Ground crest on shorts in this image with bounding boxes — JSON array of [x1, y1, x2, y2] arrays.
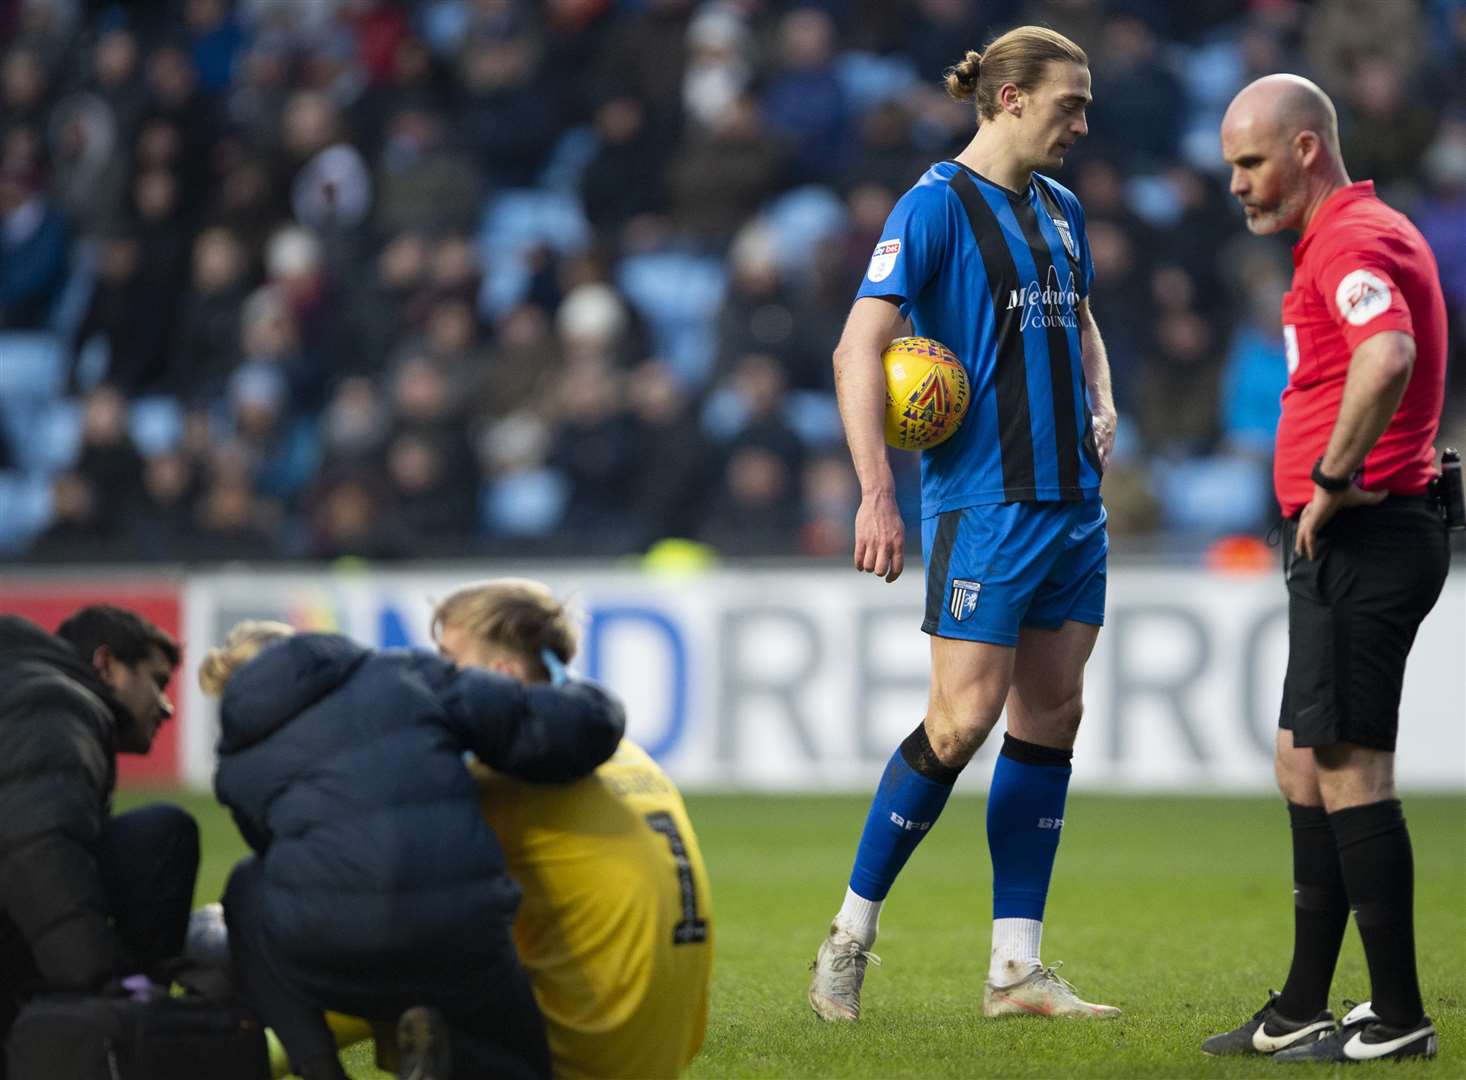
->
[[949, 578, 982, 621], [1052, 216, 1076, 260]]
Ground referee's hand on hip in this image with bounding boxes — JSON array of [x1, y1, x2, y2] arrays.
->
[[1295, 484, 1387, 560]]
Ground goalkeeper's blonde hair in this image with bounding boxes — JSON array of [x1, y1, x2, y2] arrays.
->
[[431, 578, 579, 681], [197, 620, 295, 696]]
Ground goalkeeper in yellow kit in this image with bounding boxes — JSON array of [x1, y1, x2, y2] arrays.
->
[[431, 578, 713, 1079], [249, 576, 709, 1079]]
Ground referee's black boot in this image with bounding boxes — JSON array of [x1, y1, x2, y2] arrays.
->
[[1201, 990, 1335, 1056], [1273, 1000, 1438, 1063]]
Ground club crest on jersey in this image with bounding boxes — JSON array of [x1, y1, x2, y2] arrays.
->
[[1052, 216, 1076, 259], [867, 239, 900, 283], [949, 578, 982, 621]]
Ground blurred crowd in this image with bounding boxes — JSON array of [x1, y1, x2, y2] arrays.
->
[[1, 0, 1463, 564]]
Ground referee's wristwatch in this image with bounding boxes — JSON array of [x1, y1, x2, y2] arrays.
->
[[1311, 457, 1355, 492]]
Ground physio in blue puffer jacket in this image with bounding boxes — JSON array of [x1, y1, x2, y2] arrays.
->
[[198, 620, 626, 1080]]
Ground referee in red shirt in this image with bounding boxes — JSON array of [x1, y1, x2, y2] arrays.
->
[[1203, 75, 1451, 1063]]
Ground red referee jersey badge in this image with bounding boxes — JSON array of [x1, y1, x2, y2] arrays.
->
[[1335, 268, 1392, 326], [949, 578, 982, 621]]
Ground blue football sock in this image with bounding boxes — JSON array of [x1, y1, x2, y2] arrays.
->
[[987, 734, 1073, 920], [848, 724, 960, 901]]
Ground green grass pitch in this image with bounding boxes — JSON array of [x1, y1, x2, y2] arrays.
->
[[117, 789, 1465, 1078]]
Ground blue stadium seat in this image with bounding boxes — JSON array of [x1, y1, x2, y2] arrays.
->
[[698, 386, 747, 442], [130, 396, 185, 456], [7, 398, 83, 474], [419, 1, 469, 57], [0, 332, 66, 400], [836, 52, 920, 114], [0, 472, 22, 552], [48, 238, 98, 341], [0, 470, 54, 554], [762, 186, 849, 279], [701, 388, 842, 450], [71, 332, 110, 393], [1152, 454, 1272, 535], [537, 126, 599, 192], [616, 253, 725, 386], [785, 391, 843, 448], [482, 469, 569, 537], [477, 189, 592, 317]]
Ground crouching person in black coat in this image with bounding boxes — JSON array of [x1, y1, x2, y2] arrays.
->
[[199, 622, 627, 1080], [0, 607, 196, 1062]]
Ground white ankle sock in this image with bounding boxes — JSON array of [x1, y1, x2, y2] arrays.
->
[[834, 887, 882, 947], [989, 917, 1042, 985]]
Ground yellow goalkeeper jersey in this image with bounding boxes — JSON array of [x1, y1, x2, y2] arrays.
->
[[477, 739, 713, 1079]]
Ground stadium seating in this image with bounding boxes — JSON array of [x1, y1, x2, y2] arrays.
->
[[129, 397, 186, 458], [616, 253, 726, 386], [0, 470, 52, 554]]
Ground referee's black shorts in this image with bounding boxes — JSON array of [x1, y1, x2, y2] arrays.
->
[[1280, 496, 1449, 751]]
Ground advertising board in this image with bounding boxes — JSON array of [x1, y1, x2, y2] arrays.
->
[[178, 566, 1466, 794]]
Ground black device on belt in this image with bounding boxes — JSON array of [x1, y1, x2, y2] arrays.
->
[[1432, 447, 1465, 530]]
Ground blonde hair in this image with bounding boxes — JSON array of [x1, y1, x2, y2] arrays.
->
[[944, 25, 1088, 121], [431, 578, 579, 679], [197, 620, 295, 696]]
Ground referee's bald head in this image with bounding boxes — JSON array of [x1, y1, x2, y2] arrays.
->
[[1221, 73, 1351, 235], [1223, 74, 1342, 160]]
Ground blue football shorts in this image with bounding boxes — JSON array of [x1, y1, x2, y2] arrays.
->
[[920, 496, 1108, 645]]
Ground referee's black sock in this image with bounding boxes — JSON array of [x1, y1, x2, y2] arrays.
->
[[1329, 799, 1425, 1029], [1275, 802, 1349, 1020]]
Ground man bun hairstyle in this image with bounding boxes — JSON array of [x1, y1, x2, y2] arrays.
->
[[197, 620, 295, 696], [57, 604, 181, 670], [432, 578, 579, 681], [944, 50, 983, 101], [944, 25, 1088, 121]]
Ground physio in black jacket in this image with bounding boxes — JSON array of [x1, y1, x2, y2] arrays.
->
[[199, 622, 627, 1080], [0, 608, 196, 1059]]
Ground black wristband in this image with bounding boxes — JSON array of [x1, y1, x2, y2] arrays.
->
[[1311, 457, 1353, 492]]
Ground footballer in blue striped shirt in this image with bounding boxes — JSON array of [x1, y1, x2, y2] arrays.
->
[[809, 25, 1121, 1025]]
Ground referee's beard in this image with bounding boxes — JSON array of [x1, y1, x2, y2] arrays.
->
[[1241, 186, 1306, 236]]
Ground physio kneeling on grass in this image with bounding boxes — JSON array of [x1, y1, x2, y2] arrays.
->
[[198, 621, 624, 1080]]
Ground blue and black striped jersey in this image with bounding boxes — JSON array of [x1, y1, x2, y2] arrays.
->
[[856, 160, 1103, 514]]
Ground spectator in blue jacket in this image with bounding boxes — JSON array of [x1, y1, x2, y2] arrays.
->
[[0, 161, 69, 330], [198, 621, 627, 1080]]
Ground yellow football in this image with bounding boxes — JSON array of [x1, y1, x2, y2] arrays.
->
[[881, 337, 970, 451]]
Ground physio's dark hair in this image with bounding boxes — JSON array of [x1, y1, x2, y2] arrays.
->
[[56, 605, 181, 669], [945, 25, 1088, 121]]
